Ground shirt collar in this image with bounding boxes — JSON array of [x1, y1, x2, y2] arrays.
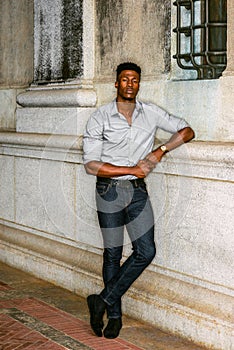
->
[[110, 99, 143, 117]]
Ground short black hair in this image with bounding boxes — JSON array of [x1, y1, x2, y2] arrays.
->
[[116, 62, 141, 81]]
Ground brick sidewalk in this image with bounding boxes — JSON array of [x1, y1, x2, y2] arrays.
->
[[0, 263, 206, 350]]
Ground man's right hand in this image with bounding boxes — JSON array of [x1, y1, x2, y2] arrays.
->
[[134, 159, 155, 178]]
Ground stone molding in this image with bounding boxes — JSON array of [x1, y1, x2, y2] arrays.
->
[[17, 88, 97, 108], [0, 132, 83, 150], [0, 133, 233, 182]]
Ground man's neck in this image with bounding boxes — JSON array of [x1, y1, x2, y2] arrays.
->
[[116, 100, 136, 124]]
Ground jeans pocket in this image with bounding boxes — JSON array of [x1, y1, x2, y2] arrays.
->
[[138, 183, 148, 194], [96, 183, 110, 196]]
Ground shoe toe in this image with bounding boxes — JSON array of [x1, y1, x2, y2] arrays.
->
[[104, 318, 122, 339], [87, 294, 106, 337], [92, 326, 103, 337]]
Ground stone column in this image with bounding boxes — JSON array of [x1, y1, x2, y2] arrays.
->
[[16, 0, 96, 136]]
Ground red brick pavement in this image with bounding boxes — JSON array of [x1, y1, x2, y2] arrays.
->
[[0, 313, 65, 350], [0, 297, 143, 350], [0, 263, 208, 350]]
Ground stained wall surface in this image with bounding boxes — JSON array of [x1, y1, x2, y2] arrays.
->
[[95, 0, 171, 81], [0, 0, 33, 87], [0, 1, 233, 349], [34, 0, 83, 83], [0, 0, 33, 131]]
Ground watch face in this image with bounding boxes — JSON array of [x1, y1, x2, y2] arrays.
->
[[161, 145, 167, 152]]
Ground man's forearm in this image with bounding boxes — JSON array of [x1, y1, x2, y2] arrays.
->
[[84, 160, 154, 178], [162, 126, 195, 152], [84, 161, 134, 177], [146, 127, 195, 164], [84, 128, 194, 178]]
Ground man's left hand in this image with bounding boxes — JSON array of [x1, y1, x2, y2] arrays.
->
[[144, 148, 164, 165]]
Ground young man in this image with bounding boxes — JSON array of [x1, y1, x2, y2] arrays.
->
[[83, 62, 194, 339]]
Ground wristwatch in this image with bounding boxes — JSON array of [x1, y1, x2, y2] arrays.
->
[[160, 145, 168, 153]]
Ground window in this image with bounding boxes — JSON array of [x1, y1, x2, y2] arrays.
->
[[173, 0, 227, 79]]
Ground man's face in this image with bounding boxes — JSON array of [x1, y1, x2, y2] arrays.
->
[[115, 70, 140, 102]]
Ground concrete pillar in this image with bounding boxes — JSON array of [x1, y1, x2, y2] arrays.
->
[[0, 0, 33, 131], [0, 0, 34, 88], [16, 0, 96, 135]]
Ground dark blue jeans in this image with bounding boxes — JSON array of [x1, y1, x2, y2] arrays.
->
[[96, 178, 156, 319]]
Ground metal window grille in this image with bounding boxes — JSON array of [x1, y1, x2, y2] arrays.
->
[[173, 0, 227, 79]]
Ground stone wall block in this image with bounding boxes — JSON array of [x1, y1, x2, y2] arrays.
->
[[155, 174, 234, 289], [0, 90, 17, 131], [16, 88, 97, 135], [0, 156, 15, 221], [15, 157, 76, 238], [16, 107, 95, 135], [75, 165, 102, 247]]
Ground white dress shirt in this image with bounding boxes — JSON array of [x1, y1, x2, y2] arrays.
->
[[83, 100, 189, 179]]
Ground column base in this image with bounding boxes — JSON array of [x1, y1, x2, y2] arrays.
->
[[16, 86, 97, 135]]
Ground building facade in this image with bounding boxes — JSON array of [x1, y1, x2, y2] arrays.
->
[[0, 1, 233, 349]]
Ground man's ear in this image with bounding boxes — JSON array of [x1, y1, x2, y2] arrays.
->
[[115, 81, 118, 89]]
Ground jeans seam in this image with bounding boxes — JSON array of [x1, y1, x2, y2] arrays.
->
[[103, 256, 136, 305]]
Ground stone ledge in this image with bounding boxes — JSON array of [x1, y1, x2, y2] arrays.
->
[[0, 132, 83, 150], [17, 88, 97, 107], [0, 134, 233, 181], [1, 133, 233, 162]]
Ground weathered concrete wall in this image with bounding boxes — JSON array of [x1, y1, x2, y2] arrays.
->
[[0, 90, 17, 131], [95, 0, 171, 81], [0, 0, 33, 130], [0, 0, 34, 87], [34, 0, 83, 83], [94, 1, 234, 142], [0, 1, 233, 349], [0, 134, 233, 350]]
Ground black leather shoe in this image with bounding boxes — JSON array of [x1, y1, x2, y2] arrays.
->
[[104, 317, 122, 339], [87, 294, 106, 337]]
